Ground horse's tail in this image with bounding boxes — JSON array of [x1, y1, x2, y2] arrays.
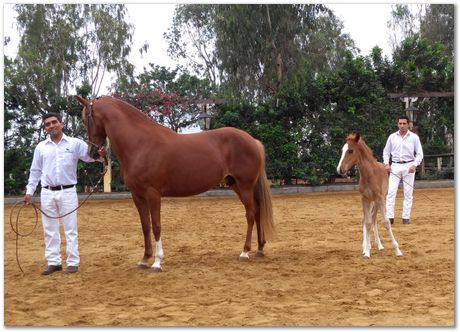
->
[[254, 140, 276, 242]]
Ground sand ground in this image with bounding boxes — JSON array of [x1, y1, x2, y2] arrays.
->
[[4, 188, 454, 326]]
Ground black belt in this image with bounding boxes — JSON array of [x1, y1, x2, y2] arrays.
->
[[43, 184, 75, 191], [393, 160, 414, 164]]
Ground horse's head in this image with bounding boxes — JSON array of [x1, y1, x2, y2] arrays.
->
[[76, 95, 107, 160], [336, 133, 361, 176]]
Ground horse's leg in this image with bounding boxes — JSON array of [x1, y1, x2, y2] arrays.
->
[[372, 203, 384, 251], [234, 185, 256, 261], [254, 206, 266, 257], [379, 201, 403, 257], [132, 194, 153, 268], [146, 189, 164, 272], [361, 198, 372, 258]]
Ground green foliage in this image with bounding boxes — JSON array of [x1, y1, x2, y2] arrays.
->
[[4, 4, 135, 194], [392, 34, 452, 93], [166, 4, 355, 100], [420, 4, 454, 59], [4, 3, 454, 193], [114, 64, 218, 132]]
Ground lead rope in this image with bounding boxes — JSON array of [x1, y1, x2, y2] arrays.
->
[[9, 164, 107, 274], [389, 171, 434, 203]]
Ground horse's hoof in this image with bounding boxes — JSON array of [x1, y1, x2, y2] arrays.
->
[[395, 249, 403, 257], [151, 267, 163, 273], [137, 262, 149, 269], [239, 251, 250, 262], [255, 250, 265, 257]]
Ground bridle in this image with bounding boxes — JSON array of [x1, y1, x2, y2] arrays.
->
[[86, 99, 104, 150], [86, 98, 109, 167]]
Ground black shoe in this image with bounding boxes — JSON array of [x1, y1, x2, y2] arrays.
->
[[42, 265, 62, 275], [389, 218, 394, 225], [66, 266, 78, 273], [403, 218, 410, 224]]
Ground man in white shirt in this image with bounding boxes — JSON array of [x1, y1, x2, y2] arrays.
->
[[383, 115, 424, 225], [23, 113, 105, 275]]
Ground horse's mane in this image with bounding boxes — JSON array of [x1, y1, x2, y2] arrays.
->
[[346, 133, 376, 162], [99, 96, 174, 133], [101, 96, 149, 118]]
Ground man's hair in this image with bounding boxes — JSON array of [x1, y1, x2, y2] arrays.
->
[[43, 112, 62, 123], [398, 114, 410, 122]]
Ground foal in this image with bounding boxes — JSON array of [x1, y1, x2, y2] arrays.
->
[[336, 133, 402, 258]]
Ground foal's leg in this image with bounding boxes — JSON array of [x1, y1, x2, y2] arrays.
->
[[371, 203, 384, 251], [132, 194, 153, 268], [361, 198, 373, 258], [379, 201, 403, 257], [146, 189, 164, 272], [234, 185, 257, 261]]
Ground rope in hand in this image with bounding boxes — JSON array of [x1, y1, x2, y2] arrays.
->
[[389, 171, 434, 203], [9, 165, 107, 275]]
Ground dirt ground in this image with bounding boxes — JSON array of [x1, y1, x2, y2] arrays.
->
[[4, 187, 454, 327]]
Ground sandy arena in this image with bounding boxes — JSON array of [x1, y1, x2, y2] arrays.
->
[[4, 187, 454, 326]]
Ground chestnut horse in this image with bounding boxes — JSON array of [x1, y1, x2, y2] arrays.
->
[[76, 96, 276, 271], [336, 133, 402, 258]]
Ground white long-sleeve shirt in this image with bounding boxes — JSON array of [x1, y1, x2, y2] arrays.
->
[[26, 134, 96, 195], [383, 130, 424, 167]]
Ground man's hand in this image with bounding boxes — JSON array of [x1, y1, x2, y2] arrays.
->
[[23, 194, 32, 205], [384, 164, 391, 173], [98, 146, 107, 161], [409, 165, 417, 173]]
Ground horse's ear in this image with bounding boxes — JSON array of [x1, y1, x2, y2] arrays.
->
[[354, 133, 361, 142], [75, 95, 88, 107]]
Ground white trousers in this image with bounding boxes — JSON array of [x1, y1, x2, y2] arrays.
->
[[40, 187, 79, 266], [386, 163, 416, 220]]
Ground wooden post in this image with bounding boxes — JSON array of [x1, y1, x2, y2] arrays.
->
[[103, 139, 112, 192], [437, 157, 442, 171]]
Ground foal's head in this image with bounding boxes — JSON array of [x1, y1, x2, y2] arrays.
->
[[336, 133, 362, 176], [76, 95, 107, 160]]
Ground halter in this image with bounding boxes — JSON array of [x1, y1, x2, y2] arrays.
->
[[86, 99, 105, 148], [86, 98, 108, 166]]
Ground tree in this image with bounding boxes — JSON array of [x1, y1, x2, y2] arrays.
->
[[4, 4, 135, 194], [391, 35, 454, 159], [165, 5, 220, 86], [113, 64, 219, 132], [420, 4, 454, 59], [388, 4, 454, 61], [391, 34, 453, 93], [166, 4, 356, 100], [387, 4, 423, 52], [387, 3, 454, 168]]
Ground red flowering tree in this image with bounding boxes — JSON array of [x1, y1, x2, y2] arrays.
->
[[112, 65, 218, 132]]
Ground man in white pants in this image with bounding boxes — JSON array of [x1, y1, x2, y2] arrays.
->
[[383, 115, 424, 225], [24, 113, 105, 275]]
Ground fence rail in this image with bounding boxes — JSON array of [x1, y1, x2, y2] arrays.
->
[[420, 153, 454, 177]]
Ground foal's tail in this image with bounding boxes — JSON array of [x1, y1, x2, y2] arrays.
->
[[254, 140, 277, 242]]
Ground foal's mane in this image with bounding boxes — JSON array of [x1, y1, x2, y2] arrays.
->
[[346, 133, 376, 162]]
